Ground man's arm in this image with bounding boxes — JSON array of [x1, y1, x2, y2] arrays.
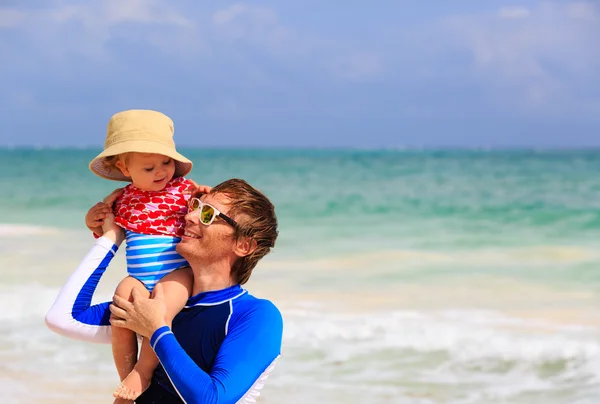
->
[[44, 236, 117, 344], [151, 300, 283, 404]]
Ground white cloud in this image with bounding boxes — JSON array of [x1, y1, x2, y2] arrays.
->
[[0, 0, 197, 67], [6, 0, 190, 28], [211, 3, 290, 52], [210, 3, 384, 82], [451, 2, 600, 75], [3, 1, 386, 84], [443, 1, 600, 109], [212, 3, 280, 29], [2, 0, 597, 119], [498, 6, 530, 20], [103, 0, 190, 26], [1, 2, 346, 82]]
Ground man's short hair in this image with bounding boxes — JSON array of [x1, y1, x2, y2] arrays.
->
[[209, 178, 278, 285]]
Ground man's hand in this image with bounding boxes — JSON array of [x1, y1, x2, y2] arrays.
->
[[109, 283, 168, 339]]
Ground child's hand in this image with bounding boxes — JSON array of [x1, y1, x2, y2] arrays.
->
[[85, 202, 111, 237], [185, 179, 212, 196], [194, 184, 212, 195], [86, 188, 124, 237]]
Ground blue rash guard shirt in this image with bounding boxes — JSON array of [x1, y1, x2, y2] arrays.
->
[[44, 237, 284, 404]]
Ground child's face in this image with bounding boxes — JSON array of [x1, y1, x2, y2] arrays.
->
[[116, 152, 176, 191]]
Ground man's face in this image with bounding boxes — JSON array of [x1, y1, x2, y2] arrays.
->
[[176, 192, 237, 264]]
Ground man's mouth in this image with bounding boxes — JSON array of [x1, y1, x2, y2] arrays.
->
[[184, 231, 201, 239]]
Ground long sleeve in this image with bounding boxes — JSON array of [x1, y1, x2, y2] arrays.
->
[[44, 236, 117, 344], [150, 300, 283, 404]]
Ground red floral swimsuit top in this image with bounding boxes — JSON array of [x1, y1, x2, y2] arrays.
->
[[114, 177, 194, 238]]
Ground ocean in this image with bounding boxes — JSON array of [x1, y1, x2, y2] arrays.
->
[[1, 147, 600, 403]]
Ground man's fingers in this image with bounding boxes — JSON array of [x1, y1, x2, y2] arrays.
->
[[112, 294, 132, 310], [152, 283, 165, 300], [109, 316, 127, 328], [131, 287, 142, 301], [109, 303, 127, 319]]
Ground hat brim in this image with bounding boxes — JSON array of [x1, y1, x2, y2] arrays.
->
[[89, 140, 193, 182]]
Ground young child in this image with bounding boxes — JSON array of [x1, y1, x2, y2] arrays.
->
[[85, 109, 200, 401]]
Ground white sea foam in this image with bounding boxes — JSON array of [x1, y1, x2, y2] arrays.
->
[[274, 305, 600, 403], [266, 245, 600, 272], [0, 223, 62, 237], [0, 282, 599, 403], [0, 283, 113, 322], [283, 308, 600, 364]]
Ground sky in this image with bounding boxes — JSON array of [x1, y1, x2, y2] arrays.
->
[[1, 0, 599, 148]]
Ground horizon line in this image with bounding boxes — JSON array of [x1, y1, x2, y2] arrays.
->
[[2, 144, 600, 152]]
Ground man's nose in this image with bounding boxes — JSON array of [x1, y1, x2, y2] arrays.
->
[[184, 209, 198, 223]]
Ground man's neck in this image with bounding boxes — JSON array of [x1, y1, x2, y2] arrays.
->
[[190, 262, 234, 295]]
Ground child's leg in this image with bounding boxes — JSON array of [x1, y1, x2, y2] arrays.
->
[[114, 268, 193, 400], [112, 276, 149, 382]]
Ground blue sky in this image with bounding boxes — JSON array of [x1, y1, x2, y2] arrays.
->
[[1, 1, 599, 148]]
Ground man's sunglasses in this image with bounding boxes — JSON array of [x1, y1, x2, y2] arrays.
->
[[188, 197, 238, 228]]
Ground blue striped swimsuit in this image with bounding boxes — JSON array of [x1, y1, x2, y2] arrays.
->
[[125, 230, 188, 292]]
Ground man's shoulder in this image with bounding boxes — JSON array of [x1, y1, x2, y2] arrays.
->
[[233, 292, 282, 324]]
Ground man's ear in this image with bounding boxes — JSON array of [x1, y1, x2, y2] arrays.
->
[[233, 237, 257, 258], [115, 160, 130, 177]]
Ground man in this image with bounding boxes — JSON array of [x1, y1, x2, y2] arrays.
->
[[45, 179, 283, 403]]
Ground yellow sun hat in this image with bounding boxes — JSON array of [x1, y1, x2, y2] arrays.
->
[[89, 109, 192, 181]]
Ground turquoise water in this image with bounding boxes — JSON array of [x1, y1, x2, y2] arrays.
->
[[3, 148, 600, 277], [2, 147, 600, 403]]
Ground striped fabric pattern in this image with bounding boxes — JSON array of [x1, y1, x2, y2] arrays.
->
[[125, 230, 188, 291]]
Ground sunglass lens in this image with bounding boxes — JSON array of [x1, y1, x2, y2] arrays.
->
[[189, 198, 201, 211], [200, 205, 215, 225]]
